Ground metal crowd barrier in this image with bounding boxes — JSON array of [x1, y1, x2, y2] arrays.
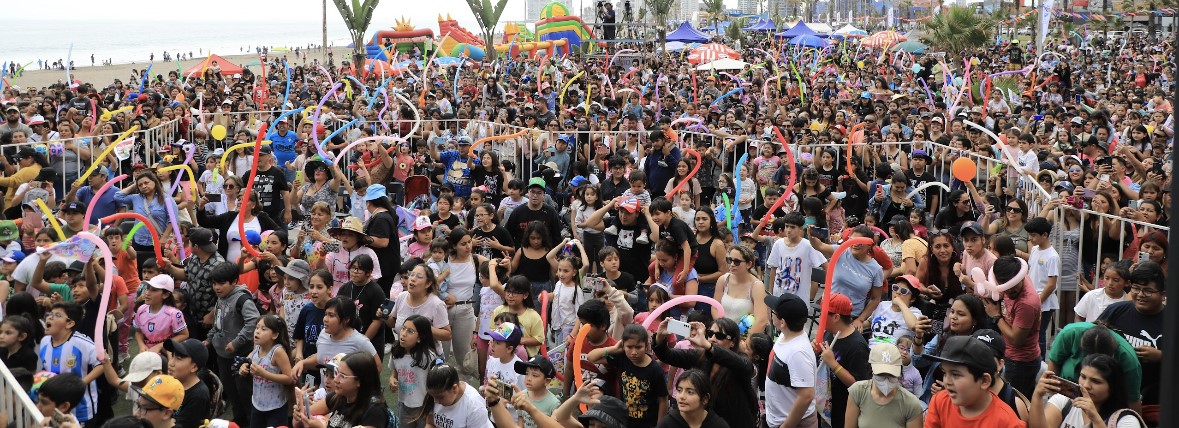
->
[[0, 360, 42, 427]]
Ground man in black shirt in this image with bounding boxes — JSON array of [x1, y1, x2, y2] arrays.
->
[[242, 145, 291, 224], [506, 177, 562, 246]]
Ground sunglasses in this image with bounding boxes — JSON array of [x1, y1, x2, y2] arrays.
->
[[891, 284, 912, 296], [725, 257, 747, 265], [704, 330, 732, 340], [1007, 206, 1023, 213]]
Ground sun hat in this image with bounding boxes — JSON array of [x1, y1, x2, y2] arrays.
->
[[329, 217, 370, 241]]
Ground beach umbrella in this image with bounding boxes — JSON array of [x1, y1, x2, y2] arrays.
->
[[861, 30, 907, 48], [695, 58, 750, 70], [892, 40, 928, 54], [789, 35, 830, 48], [687, 43, 740, 65]]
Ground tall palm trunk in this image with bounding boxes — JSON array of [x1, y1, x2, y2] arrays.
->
[[322, 0, 328, 54]]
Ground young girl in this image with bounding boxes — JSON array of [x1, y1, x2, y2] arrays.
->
[[274, 260, 311, 347], [426, 238, 452, 302], [511, 221, 555, 308], [671, 193, 696, 232], [737, 165, 756, 224], [0, 314, 37, 372], [573, 186, 605, 273], [587, 324, 668, 427], [1075, 262, 1131, 322], [475, 259, 511, 381], [321, 217, 381, 294], [406, 216, 434, 260], [665, 159, 702, 208], [867, 275, 927, 347], [240, 314, 295, 427], [493, 276, 544, 358], [545, 238, 590, 348], [134, 275, 188, 353], [752, 142, 780, 198], [390, 315, 441, 428], [198, 156, 225, 214], [294, 270, 333, 368]]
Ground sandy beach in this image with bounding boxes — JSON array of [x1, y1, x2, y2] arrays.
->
[[10, 47, 355, 89]]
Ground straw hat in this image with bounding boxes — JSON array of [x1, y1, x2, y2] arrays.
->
[[328, 217, 370, 243]]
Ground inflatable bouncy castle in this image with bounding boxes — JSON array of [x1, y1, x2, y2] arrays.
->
[[366, 17, 435, 61], [535, 2, 602, 53]]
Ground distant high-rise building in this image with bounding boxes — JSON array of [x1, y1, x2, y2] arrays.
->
[[738, 0, 759, 14], [678, 0, 699, 21]]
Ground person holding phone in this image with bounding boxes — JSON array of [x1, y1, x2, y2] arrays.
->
[[1031, 355, 1145, 428]]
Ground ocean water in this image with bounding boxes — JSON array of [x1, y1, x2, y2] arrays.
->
[[0, 19, 354, 67]]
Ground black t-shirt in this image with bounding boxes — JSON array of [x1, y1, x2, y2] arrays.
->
[[294, 304, 325, 358], [752, 204, 787, 224], [605, 354, 668, 428], [505, 204, 562, 247], [175, 379, 210, 428], [817, 165, 842, 189], [325, 392, 390, 428], [430, 212, 462, 231], [823, 331, 871, 428], [605, 270, 637, 293], [1098, 301, 1164, 404], [76, 298, 102, 342], [658, 217, 696, 255], [906, 169, 938, 205], [606, 217, 652, 283], [243, 167, 290, 220], [364, 211, 402, 287], [840, 173, 870, 220], [338, 281, 387, 351], [471, 225, 514, 260], [655, 412, 731, 428], [0, 346, 37, 373], [934, 207, 975, 236]]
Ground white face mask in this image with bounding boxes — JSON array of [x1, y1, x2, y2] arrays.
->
[[874, 374, 900, 396]]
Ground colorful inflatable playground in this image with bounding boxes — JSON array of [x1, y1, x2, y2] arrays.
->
[[364, 3, 601, 63]]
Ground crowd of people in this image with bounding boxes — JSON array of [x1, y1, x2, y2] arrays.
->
[[0, 21, 1170, 428]]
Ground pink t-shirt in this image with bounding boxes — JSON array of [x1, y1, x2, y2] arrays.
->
[[134, 305, 187, 348], [324, 247, 383, 295]]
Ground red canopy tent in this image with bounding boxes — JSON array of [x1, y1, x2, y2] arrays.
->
[[183, 54, 245, 78]]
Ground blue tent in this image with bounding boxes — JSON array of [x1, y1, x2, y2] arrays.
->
[[775, 22, 817, 39], [701, 21, 730, 33], [744, 19, 778, 32], [666, 21, 710, 43], [788, 34, 829, 48]]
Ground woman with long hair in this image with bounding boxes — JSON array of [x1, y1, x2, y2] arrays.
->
[[441, 227, 488, 379], [917, 231, 964, 340], [915, 294, 991, 400], [363, 187, 402, 293], [294, 351, 390, 428], [470, 150, 506, 202], [114, 171, 172, 269], [693, 208, 729, 313], [388, 260, 453, 344], [195, 191, 282, 263], [1080, 191, 1124, 281], [294, 159, 344, 219], [1121, 199, 1166, 261], [881, 217, 926, 278], [712, 245, 767, 334], [984, 198, 1030, 257], [1032, 354, 1145, 428], [291, 201, 340, 269], [654, 319, 757, 428], [292, 297, 380, 378]]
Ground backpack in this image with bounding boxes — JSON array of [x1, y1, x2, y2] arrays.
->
[[199, 369, 227, 419], [1060, 400, 1147, 428]]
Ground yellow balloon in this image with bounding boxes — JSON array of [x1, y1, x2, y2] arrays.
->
[[856, 61, 865, 69], [210, 125, 227, 140]]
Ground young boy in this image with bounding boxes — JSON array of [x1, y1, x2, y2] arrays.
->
[[37, 303, 101, 424], [513, 355, 561, 428], [563, 300, 617, 397], [207, 262, 258, 427], [426, 238, 451, 301], [29, 253, 72, 306], [924, 336, 1025, 427], [1025, 217, 1059, 357], [33, 372, 85, 427], [0, 250, 24, 285], [165, 338, 211, 428], [588, 324, 668, 427], [648, 198, 695, 284], [621, 170, 651, 208], [819, 293, 871, 428], [766, 213, 828, 303], [0, 220, 21, 259], [764, 292, 817, 428], [486, 322, 526, 413]]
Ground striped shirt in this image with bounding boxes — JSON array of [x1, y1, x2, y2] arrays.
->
[[38, 332, 99, 422]]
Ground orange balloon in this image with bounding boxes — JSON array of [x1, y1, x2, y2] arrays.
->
[[952, 157, 977, 181]]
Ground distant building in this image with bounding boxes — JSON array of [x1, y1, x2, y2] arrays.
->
[[738, 0, 759, 14]]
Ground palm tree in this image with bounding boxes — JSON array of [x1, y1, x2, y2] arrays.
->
[[322, 0, 329, 54], [702, 0, 726, 32], [331, 0, 380, 69], [464, 0, 511, 61], [921, 5, 995, 55], [726, 17, 748, 44], [646, 0, 678, 46]]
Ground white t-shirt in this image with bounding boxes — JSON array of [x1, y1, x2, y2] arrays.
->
[[484, 354, 525, 417], [432, 383, 493, 428], [1047, 394, 1143, 428], [225, 217, 261, 263], [199, 170, 225, 213], [765, 333, 816, 427], [766, 238, 827, 303], [392, 349, 439, 408], [868, 303, 923, 347], [13, 252, 73, 297], [1074, 289, 1128, 321], [476, 287, 505, 340], [1028, 245, 1061, 311]]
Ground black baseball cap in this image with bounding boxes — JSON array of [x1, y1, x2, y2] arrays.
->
[[959, 221, 985, 237], [971, 329, 1006, 361], [258, 145, 273, 155], [188, 228, 217, 253], [61, 201, 86, 214], [164, 338, 209, 370], [764, 292, 808, 326], [514, 355, 556, 379], [925, 336, 997, 374]]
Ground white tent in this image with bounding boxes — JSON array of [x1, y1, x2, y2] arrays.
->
[[695, 58, 750, 70], [834, 24, 868, 37], [809, 23, 834, 34]]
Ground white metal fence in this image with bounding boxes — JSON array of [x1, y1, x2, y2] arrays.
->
[[0, 360, 42, 427]]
